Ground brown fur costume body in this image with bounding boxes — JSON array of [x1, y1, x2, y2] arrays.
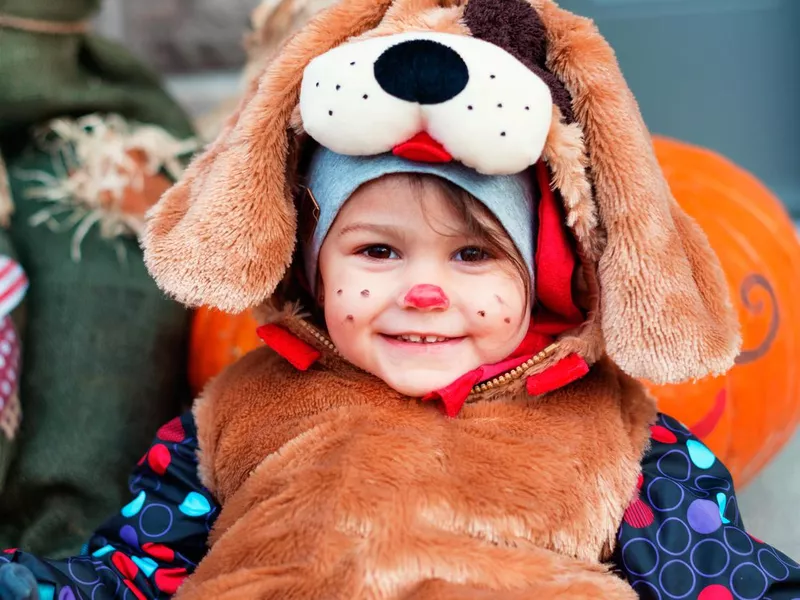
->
[[142, 0, 741, 597]]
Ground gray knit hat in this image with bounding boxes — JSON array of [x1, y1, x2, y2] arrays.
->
[[304, 147, 536, 292]]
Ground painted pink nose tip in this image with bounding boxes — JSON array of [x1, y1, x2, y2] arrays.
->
[[404, 284, 450, 310]]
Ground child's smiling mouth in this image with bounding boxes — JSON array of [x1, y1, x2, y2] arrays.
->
[[379, 333, 465, 347]]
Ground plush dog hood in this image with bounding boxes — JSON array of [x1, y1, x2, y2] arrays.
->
[[143, 0, 741, 391]]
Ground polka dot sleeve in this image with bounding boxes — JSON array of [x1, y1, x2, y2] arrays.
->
[[613, 413, 800, 600], [0, 411, 218, 599]]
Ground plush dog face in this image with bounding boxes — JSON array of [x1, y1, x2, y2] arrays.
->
[[143, 0, 740, 385], [300, 31, 553, 174]]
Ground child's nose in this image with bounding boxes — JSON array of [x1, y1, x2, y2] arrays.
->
[[402, 284, 450, 311]]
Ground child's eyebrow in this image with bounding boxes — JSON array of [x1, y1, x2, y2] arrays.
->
[[337, 222, 404, 238]]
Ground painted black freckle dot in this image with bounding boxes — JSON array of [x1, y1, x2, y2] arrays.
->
[[315, 82, 319, 87], [328, 110, 333, 116], [525, 106, 530, 111], [490, 74, 496, 79], [497, 103, 503, 108], [350, 61, 356, 66], [361, 290, 370, 298], [363, 94, 369, 100], [467, 105, 473, 110], [478, 311, 486, 317], [336, 84, 341, 91], [500, 132, 506, 137]]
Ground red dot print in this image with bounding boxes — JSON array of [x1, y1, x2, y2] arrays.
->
[[650, 425, 678, 444], [636, 473, 644, 491], [111, 552, 139, 580], [157, 418, 185, 443], [142, 542, 175, 563], [147, 444, 172, 476], [123, 580, 149, 600], [3, 548, 17, 554], [623, 498, 654, 528], [155, 567, 189, 594], [698, 584, 734, 600]]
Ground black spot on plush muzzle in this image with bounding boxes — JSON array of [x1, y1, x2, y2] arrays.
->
[[374, 39, 469, 105]]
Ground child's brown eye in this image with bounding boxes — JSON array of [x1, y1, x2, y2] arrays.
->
[[455, 247, 491, 262], [361, 245, 398, 260]]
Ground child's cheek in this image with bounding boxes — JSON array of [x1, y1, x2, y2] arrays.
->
[[466, 281, 529, 339], [322, 270, 381, 329]]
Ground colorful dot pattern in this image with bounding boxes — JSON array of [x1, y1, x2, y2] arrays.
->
[[1, 412, 217, 599], [3, 411, 800, 599], [615, 414, 800, 599]]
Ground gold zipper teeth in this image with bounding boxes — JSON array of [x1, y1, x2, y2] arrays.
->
[[471, 344, 558, 395], [296, 319, 340, 355]]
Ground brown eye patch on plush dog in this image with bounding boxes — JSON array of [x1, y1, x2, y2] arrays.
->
[[463, 0, 575, 123]]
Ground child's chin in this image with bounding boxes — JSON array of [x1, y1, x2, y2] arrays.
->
[[380, 369, 467, 398]]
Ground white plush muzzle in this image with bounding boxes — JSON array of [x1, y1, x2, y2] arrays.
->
[[299, 32, 553, 176]]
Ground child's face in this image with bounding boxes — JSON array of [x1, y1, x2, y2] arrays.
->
[[318, 175, 531, 397]]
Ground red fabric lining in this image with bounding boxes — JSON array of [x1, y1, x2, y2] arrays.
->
[[532, 161, 584, 335], [526, 353, 589, 397]]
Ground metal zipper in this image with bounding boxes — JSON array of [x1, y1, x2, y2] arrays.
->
[[294, 317, 341, 355], [470, 343, 558, 394]]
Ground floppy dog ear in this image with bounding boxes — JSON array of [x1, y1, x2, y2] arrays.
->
[[143, 0, 394, 313], [537, 3, 741, 384]]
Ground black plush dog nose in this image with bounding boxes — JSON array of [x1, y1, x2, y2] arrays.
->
[[374, 39, 469, 105]]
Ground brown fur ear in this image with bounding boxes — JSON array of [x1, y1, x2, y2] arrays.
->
[[538, 2, 741, 383], [143, 0, 394, 313]]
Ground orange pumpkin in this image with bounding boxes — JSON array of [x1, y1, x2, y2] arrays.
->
[[188, 307, 261, 396], [647, 136, 800, 487]]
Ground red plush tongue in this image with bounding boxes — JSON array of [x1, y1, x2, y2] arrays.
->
[[393, 132, 453, 163]]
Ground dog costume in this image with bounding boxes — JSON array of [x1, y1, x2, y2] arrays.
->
[[4, 1, 800, 599]]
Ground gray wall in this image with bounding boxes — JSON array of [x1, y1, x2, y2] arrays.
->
[[559, 0, 800, 216]]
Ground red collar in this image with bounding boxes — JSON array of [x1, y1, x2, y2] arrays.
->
[[256, 324, 588, 418]]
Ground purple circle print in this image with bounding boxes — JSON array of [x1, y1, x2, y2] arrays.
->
[[622, 538, 660, 577], [657, 518, 692, 556], [659, 560, 696, 599], [688, 499, 722, 534], [730, 563, 768, 600], [691, 539, 730, 578], [138, 503, 174, 539], [647, 477, 686, 513]]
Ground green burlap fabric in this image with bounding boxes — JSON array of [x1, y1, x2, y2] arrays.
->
[[0, 0, 195, 557], [0, 0, 193, 140]]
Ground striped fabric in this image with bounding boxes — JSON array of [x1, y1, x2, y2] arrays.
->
[[0, 256, 26, 440], [0, 256, 27, 319]]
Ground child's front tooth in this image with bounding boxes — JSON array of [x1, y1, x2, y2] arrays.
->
[[409, 335, 422, 343], [424, 336, 438, 343]]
